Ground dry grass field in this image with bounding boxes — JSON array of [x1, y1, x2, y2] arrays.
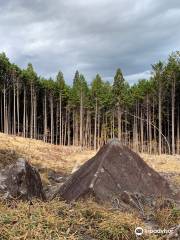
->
[[0, 133, 179, 240]]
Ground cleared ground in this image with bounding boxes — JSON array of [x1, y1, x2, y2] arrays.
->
[[0, 133, 180, 172], [0, 133, 179, 240]]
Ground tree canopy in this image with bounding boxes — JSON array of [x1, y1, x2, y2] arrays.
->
[[0, 51, 179, 154]]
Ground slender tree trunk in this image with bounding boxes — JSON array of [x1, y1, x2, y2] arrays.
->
[[158, 81, 162, 155], [72, 109, 75, 145], [171, 75, 175, 155], [75, 111, 79, 145], [152, 99, 156, 154], [94, 98, 97, 150], [33, 91, 37, 139], [30, 84, 33, 139], [26, 110, 28, 138], [8, 90, 10, 134], [59, 93, 62, 145], [85, 111, 88, 147], [105, 112, 108, 144], [62, 115, 64, 145], [166, 104, 170, 149], [133, 114, 136, 151], [50, 94, 54, 144], [64, 108, 67, 145], [17, 79, 20, 135], [117, 105, 122, 141], [43, 91, 47, 142], [177, 105, 180, 154], [3, 84, 5, 133], [125, 110, 128, 146], [56, 102, 59, 145], [80, 91, 83, 148], [0, 95, 3, 131], [146, 96, 149, 153], [13, 82, 16, 135], [140, 108, 144, 153], [67, 107, 70, 146], [149, 107, 152, 154], [112, 110, 115, 139], [97, 108, 100, 149], [23, 87, 26, 137], [88, 111, 92, 148], [110, 114, 113, 139]]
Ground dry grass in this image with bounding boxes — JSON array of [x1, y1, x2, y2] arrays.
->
[[154, 207, 180, 229], [0, 199, 152, 240], [0, 133, 179, 240], [141, 153, 180, 173], [1, 132, 179, 177], [0, 133, 81, 172]]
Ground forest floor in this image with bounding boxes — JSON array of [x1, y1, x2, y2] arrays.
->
[[0, 133, 179, 240]]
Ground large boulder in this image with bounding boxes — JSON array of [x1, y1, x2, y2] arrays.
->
[[54, 139, 174, 203], [0, 158, 45, 200]]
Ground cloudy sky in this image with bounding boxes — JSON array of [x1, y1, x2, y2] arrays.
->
[[0, 0, 180, 84]]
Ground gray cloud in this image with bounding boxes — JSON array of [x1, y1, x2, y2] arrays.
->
[[0, 0, 180, 84]]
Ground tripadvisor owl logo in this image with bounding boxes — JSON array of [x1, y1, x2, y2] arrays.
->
[[135, 227, 144, 236]]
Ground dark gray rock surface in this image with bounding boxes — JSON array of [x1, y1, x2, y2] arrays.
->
[[0, 158, 45, 200], [54, 139, 174, 202]]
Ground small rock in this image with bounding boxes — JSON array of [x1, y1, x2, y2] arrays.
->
[[48, 170, 65, 183], [0, 158, 45, 200]]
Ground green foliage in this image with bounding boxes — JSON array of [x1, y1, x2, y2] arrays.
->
[[112, 68, 127, 107], [0, 51, 180, 152], [26, 63, 38, 85], [70, 71, 89, 108], [0, 52, 11, 85], [91, 74, 108, 108], [56, 71, 65, 91]]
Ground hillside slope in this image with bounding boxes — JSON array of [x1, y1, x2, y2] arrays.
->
[[0, 132, 179, 190], [0, 133, 179, 240]]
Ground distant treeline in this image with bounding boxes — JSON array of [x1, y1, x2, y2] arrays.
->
[[0, 52, 180, 154]]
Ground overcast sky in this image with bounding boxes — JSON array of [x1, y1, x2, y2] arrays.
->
[[0, 0, 180, 84]]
